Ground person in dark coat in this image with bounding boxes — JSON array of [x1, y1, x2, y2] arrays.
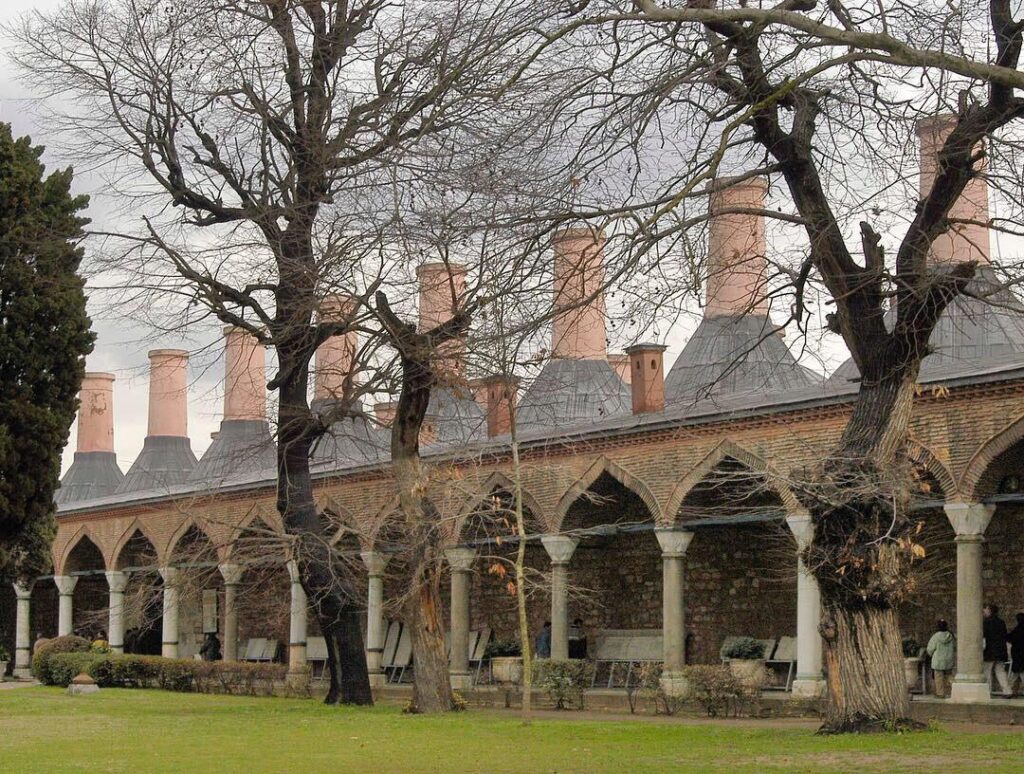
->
[[1007, 612, 1024, 696], [535, 621, 551, 659], [983, 604, 1012, 697], [199, 632, 222, 662]]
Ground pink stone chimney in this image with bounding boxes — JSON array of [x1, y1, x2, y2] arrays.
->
[[551, 227, 608, 360], [77, 372, 116, 453], [626, 344, 667, 414], [314, 295, 358, 404], [417, 262, 468, 377], [609, 353, 632, 386], [917, 115, 990, 266], [147, 350, 189, 437], [705, 178, 771, 318], [482, 375, 518, 438], [223, 326, 266, 421], [374, 401, 397, 428]]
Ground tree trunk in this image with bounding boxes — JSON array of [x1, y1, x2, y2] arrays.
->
[[277, 353, 372, 706], [807, 371, 923, 732], [820, 603, 909, 732], [403, 547, 456, 712]]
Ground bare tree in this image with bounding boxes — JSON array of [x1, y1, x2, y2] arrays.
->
[[526, 0, 1024, 731], [8, 0, 558, 707]]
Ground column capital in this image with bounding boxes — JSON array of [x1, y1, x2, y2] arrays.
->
[[54, 575, 79, 596], [360, 550, 390, 577], [654, 528, 694, 557], [218, 563, 244, 585], [105, 570, 130, 594], [541, 534, 578, 565], [944, 502, 995, 538], [444, 547, 476, 573], [159, 566, 179, 586], [785, 511, 815, 550], [13, 581, 34, 600]]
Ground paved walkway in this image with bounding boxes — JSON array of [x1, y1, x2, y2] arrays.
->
[[0, 680, 39, 690]]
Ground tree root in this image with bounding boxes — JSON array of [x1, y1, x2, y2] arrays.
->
[[817, 714, 928, 735]]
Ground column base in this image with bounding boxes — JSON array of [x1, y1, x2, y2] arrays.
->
[[791, 677, 825, 698], [950, 679, 990, 703], [449, 671, 473, 690], [161, 645, 178, 659], [660, 671, 690, 698], [368, 671, 386, 689], [13, 666, 32, 680]]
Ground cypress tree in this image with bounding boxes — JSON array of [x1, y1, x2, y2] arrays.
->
[[0, 124, 93, 582]]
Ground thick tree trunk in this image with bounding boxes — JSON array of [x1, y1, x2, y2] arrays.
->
[[820, 603, 909, 732], [402, 547, 456, 712], [807, 372, 922, 732], [277, 356, 372, 706]]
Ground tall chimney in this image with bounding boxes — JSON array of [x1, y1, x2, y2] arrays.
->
[[551, 227, 608, 360], [374, 401, 397, 427], [147, 350, 189, 437], [917, 115, 990, 266], [314, 295, 358, 404], [223, 326, 266, 421], [482, 375, 518, 438], [626, 344, 667, 414], [417, 262, 468, 377], [77, 372, 116, 453], [705, 178, 771, 319]]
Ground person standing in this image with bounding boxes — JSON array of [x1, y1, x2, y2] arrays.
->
[[199, 631, 222, 662], [925, 619, 955, 698], [983, 604, 1012, 698], [1007, 613, 1024, 697], [535, 621, 552, 659]]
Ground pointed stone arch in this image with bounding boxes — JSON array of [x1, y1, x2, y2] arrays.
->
[[368, 494, 403, 552], [454, 471, 549, 545], [905, 438, 957, 501], [163, 518, 221, 566], [111, 520, 161, 571], [223, 505, 287, 562], [664, 440, 801, 524], [553, 456, 661, 531], [56, 525, 107, 575], [319, 494, 370, 551], [959, 412, 1024, 501]]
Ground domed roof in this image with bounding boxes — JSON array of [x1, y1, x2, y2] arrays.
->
[[56, 451, 124, 505], [517, 358, 631, 431], [117, 436, 197, 494], [188, 419, 276, 486], [665, 314, 818, 402], [830, 267, 1024, 385]]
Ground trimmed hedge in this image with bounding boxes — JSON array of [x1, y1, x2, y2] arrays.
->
[[32, 635, 91, 683], [45, 653, 293, 696], [534, 659, 595, 710]]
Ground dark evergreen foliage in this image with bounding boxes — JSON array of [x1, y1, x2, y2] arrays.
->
[[0, 124, 93, 582]]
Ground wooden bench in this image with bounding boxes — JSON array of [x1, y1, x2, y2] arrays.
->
[[590, 629, 663, 689]]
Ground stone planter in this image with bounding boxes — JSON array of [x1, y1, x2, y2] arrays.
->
[[728, 658, 767, 690], [904, 657, 922, 691], [491, 656, 523, 684]]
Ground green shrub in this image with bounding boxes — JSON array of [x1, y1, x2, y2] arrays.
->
[[46, 652, 105, 686], [92, 655, 163, 688], [484, 639, 521, 658], [683, 665, 745, 717], [719, 637, 766, 660], [32, 635, 91, 684], [902, 636, 922, 658], [534, 659, 594, 710]]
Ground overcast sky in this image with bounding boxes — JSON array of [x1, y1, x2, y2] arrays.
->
[[0, 1, 853, 480]]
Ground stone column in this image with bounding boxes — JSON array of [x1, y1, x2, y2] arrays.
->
[[360, 551, 390, 688], [445, 547, 476, 688], [655, 528, 694, 695], [287, 561, 308, 675], [159, 567, 179, 658], [541, 535, 578, 661], [13, 582, 33, 678], [945, 502, 995, 703], [54, 575, 78, 637], [219, 564, 243, 661], [105, 571, 130, 654], [786, 512, 825, 697]]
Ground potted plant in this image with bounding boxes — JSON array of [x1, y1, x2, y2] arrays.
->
[[902, 636, 923, 691], [720, 637, 767, 689], [0, 643, 10, 681], [485, 639, 523, 684]]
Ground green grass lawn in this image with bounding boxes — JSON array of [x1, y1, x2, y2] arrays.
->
[[1, 687, 1023, 773]]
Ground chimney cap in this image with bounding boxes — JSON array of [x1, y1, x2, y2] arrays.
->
[[626, 343, 668, 355], [551, 224, 604, 244], [416, 261, 467, 278], [82, 372, 116, 382], [480, 373, 520, 387], [915, 113, 958, 136], [148, 348, 189, 358]]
